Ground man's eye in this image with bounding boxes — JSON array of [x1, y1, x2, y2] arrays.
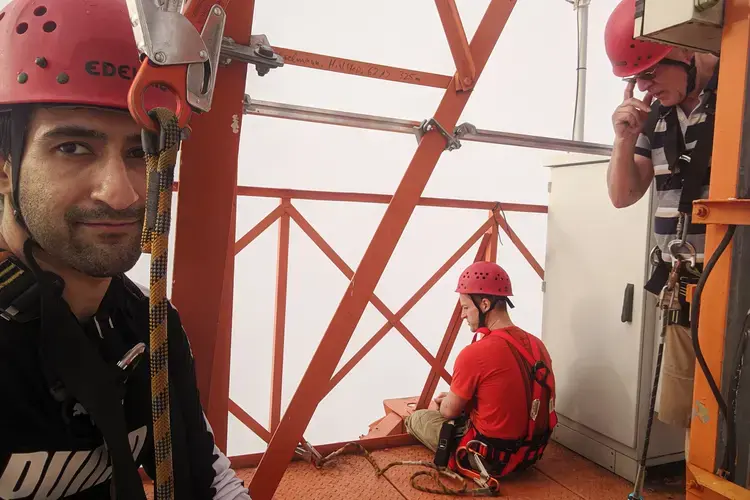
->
[[57, 142, 90, 155], [128, 148, 145, 160]]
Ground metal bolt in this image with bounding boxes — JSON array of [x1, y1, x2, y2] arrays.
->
[[199, 50, 208, 60], [154, 52, 166, 63], [213, 6, 222, 15], [695, 205, 709, 218], [57, 72, 69, 84], [17, 72, 28, 84], [35, 56, 47, 68], [463, 76, 473, 86], [256, 65, 270, 77], [257, 45, 274, 59]]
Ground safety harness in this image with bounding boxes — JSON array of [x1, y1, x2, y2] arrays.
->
[[643, 62, 720, 316], [0, 245, 203, 499], [442, 327, 557, 492], [0, 247, 150, 499]]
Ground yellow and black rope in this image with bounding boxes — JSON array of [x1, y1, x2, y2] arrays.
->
[[315, 442, 501, 497], [140, 108, 181, 500]]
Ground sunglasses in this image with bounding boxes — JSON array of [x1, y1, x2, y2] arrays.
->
[[622, 59, 691, 83]]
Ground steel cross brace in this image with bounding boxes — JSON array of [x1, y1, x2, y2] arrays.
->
[[248, 1, 518, 498]]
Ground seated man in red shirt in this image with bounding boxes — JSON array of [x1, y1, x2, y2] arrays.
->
[[405, 261, 557, 481]]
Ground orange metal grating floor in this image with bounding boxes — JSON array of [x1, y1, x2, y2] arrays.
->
[[167, 441, 685, 499]]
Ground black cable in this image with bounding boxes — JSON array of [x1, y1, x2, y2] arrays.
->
[[726, 309, 750, 479], [690, 224, 737, 477]]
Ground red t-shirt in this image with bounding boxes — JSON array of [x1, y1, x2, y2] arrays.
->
[[449, 326, 554, 439]]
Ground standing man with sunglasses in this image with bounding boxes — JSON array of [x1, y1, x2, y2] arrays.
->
[[603, 0, 719, 453]]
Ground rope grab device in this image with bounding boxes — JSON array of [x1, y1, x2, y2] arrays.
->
[[125, 0, 280, 497]]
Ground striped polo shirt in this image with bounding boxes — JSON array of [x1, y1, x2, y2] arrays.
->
[[634, 91, 712, 263]]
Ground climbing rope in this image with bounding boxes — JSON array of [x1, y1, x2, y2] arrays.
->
[[312, 442, 501, 497], [140, 108, 181, 500]]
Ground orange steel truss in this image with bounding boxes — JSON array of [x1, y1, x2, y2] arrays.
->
[[210, 184, 544, 457], [248, 3, 519, 498], [685, 0, 750, 498], [156, 1, 744, 500], [165, 0, 605, 498]]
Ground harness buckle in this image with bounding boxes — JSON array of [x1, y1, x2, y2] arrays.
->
[[532, 360, 549, 383]]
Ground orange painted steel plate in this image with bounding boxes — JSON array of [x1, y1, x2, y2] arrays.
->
[[686, 464, 750, 500], [209, 442, 684, 500], [377, 445, 581, 499], [236, 456, 405, 500], [692, 199, 750, 225], [535, 443, 682, 500]]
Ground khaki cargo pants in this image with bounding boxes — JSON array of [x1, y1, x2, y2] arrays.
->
[[658, 324, 695, 429], [404, 410, 469, 453]]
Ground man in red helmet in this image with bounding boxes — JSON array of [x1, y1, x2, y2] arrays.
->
[[604, 0, 719, 445], [0, 0, 250, 498], [404, 261, 556, 482]]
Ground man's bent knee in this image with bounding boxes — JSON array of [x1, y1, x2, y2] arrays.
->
[[405, 409, 447, 453]]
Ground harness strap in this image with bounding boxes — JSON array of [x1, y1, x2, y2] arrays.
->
[[20, 240, 148, 500], [451, 328, 556, 483], [661, 62, 720, 215], [0, 250, 41, 323]]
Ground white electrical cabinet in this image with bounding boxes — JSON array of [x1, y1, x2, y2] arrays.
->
[[634, 0, 724, 54], [540, 153, 686, 482]]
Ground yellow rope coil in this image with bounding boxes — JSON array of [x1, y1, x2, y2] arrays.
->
[[140, 108, 181, 500], [317, 442, 501, 497]]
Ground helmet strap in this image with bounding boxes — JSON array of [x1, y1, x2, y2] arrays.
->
[[686, 56, 697, 96], [9, 105, 31, 230], [471, 295, 503, 329]]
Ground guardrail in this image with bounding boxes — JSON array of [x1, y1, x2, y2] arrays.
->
[[215, 184, 547, 465]]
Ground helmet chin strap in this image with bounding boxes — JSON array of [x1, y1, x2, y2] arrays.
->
[[8, 105, 31, 230], [471, 295, 503, 329], [686, 56, 697, 96]]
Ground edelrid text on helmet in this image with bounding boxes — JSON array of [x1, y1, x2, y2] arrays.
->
[[0, 0, 173, 111]]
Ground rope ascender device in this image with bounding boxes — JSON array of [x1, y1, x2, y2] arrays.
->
[[125, 0, 230, 496]]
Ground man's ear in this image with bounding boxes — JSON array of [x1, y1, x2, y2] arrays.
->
[[0, 159, 11, 197], [480, 298, 491, 313]]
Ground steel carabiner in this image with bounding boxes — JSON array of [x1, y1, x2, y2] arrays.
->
[[649, 245, 663, 268], [667, 239, 697, 268]]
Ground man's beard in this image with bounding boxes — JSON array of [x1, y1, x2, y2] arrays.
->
[[21, 201, 145, 278]]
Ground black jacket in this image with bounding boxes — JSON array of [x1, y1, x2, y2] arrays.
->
[[0, 272, 250, 500]]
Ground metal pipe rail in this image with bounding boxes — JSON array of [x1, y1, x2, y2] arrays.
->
[[169, 1, 608, 498], [243, 96, 614, 156]]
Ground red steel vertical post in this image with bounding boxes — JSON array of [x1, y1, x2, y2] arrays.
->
[[169, 0, 256, 451], [249, 2, 518, 497], [416, 233, 491, 409], [486, 210, 498, 262], [270, 200, 291, 431]]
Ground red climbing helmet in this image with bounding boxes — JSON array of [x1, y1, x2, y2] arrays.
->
[[0, 0, 173, 111], [456, 261, 513, 297], [604, 0, 672, 78]]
